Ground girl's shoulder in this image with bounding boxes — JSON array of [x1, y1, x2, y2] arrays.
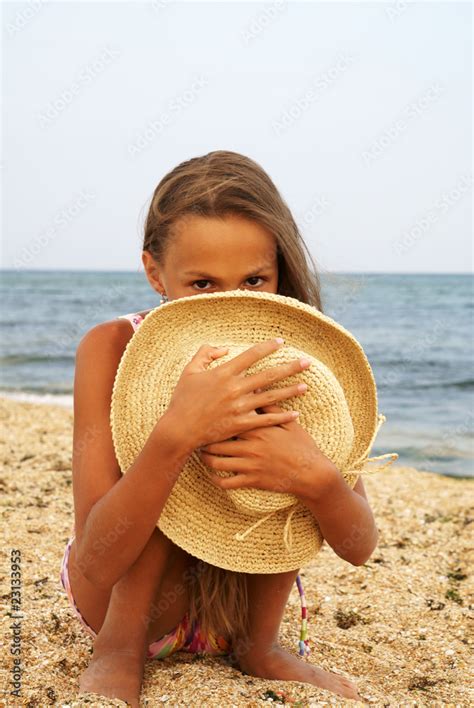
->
[[77, 309, 150, 361]]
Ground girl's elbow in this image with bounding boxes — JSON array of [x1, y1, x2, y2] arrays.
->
[[81, 564, 111, 590], [350, 552, 372, 567], [349, 529, 379, 567], [75, 544, 113, 590]]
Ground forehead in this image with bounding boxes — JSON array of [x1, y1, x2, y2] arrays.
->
[[166, 214, 278, 271]]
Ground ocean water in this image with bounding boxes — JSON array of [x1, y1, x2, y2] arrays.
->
[[0, 271, 472, 479]]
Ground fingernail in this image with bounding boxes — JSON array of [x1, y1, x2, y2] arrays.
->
[[291, 411, 300, 418], [275, 337, 284, 344], [299, 358, 310, 368], [297, 383, 308, 392]]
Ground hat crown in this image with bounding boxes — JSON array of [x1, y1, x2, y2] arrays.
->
[[205, 342, 355, 517]]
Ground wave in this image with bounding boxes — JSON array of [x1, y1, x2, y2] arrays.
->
[[410, 379, 474, 391], [0, 390, 73, 408], [374, 359, 441, 367], [0, 382, 73, 394], [0, 354, 74, 365]]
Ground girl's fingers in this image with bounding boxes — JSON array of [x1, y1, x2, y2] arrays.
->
[[199, 440, 242, 456], [187, 344, 229, 372], [259, 403, 300, 423], [201, 451, 248, 472], [210, 472, 250, 490], [257, 404, 299, 420]]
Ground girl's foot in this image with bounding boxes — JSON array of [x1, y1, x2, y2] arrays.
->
[[236, 643, 361, 701], [78, 644, 146, 708]]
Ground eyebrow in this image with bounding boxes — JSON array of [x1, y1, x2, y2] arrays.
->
[[183, 268, 272, 279]]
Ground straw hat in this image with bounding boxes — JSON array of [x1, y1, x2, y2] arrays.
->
[[110, 290, 398, 574]]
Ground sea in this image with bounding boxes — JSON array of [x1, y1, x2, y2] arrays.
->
[[0, 271, 472, 479]]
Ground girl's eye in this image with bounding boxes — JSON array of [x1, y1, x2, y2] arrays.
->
[[192, 280, 212, 290], [246, 276, 265, 287], [192, 277, 266, 290]]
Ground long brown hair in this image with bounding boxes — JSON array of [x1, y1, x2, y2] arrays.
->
[[142, 150, 324, 643]]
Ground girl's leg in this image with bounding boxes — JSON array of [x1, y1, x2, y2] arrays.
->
[[232, 569, 362, 702], [68, 526, 194, 641], [76, 526, 195, 708]]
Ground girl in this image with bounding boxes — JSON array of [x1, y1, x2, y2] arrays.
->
[[61, 150, 376, 705]]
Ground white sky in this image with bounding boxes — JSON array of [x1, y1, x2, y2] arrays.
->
[[2, 1, 472, 273]]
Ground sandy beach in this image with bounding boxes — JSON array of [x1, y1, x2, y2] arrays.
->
[[1, 395, 472, 707]]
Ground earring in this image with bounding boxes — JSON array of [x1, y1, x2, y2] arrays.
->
[[161, 292, 169, 303]]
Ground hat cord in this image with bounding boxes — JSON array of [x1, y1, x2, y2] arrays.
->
[[233, 504, 298, 552], [348, 413, 399, 475], [356, 451, 399, 473]]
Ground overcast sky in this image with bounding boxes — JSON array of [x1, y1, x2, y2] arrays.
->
[[2, 1, 472, 274]]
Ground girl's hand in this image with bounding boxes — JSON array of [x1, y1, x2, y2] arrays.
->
[[164, 339, 311, 450], [196, 403, 339, 501]]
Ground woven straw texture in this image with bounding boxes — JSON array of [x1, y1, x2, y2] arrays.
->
[[110, 290, 396, 573]]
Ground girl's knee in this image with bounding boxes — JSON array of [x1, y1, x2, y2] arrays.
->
[[150, 526, 197, 577]]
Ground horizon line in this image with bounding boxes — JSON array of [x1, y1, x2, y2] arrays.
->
[[0, 269, 472, 276]]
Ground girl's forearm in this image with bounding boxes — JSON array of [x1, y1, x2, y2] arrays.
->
[[76, 412, 193, 589], [297, 469, 379, 566]]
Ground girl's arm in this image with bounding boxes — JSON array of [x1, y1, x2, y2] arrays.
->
[[298, 468, 379, 566], [72, 321, 193, 590]]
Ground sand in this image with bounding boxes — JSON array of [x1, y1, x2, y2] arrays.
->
[[0, 395, 472, 707]]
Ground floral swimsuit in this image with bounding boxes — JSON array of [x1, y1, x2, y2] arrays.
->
[[58, 310, 309, 660]]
